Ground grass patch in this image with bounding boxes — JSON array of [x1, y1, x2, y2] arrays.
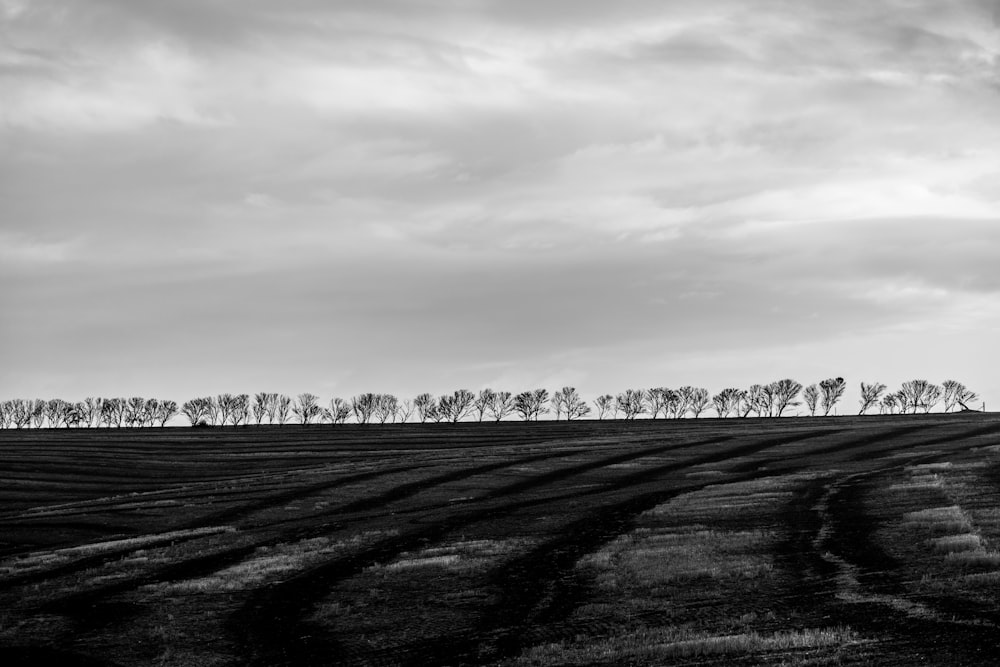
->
[[0, 526, 235, 579], [375, 538, 529, 572], [157, 530, 395, 592], [929, 534, 984, 553], [515, 626, 858, 664], [903, 506, 973, 535], [943, 550, 1000, 568]]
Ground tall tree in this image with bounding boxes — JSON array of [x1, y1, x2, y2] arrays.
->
[[769, 379, 803, 417], [181, 398, 210, 426], [156, 400, 178, 426], [858, 382, 887, 415], [414, 393, 437, 423], [819, 377, 847, 416], [899, 380, 940, 414], [294, 393, 321, 424], [474, 389, 496, 422], [922, 384, 944, 413], [712, 388, 742, 418], [487, 391, 515, 422], [594, 394, 615, 420], [329, 397, 352, 424], [744, 385, 769, 417], [252, 393, 274, 425], [437, 389, 475, 423], [374, 394, 399, 424], [78, 397, 101, 427], [351, 393, 378, 424], [644, 388, 671, 419], [275, 395, 293, 425], [802, 385, 819, 416], [616, 389, 645, 420], [553, 386, 590, 420], [514, 389, 549, 421], [397, 399, 415, 423], [684, 387, 710, 418], [942, 380, 978, 412]]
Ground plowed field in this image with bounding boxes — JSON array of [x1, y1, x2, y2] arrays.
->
[[2, 414, 999, 665]]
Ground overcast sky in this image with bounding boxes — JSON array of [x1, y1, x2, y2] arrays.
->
[[2, 0, 998, 412]]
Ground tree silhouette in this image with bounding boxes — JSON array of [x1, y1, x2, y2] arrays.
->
[[819, 378, 846, 416], [594, 394, 615, 420], [858, 382, 887, 415]]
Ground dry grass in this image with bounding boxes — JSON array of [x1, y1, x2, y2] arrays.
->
[[376, 538, 529, 572], [156, 530, 395, 593], [514, 626, 858, 664], [929, 534, 984, 553], [903, 506, 974, 535], [0, 526, 235, 579], [943, 550, 1000, 568]]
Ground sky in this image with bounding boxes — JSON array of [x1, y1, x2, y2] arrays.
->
[[2, 0, 999, 413]]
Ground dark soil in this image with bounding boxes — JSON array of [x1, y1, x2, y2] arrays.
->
[[1, 414, 998, 666]]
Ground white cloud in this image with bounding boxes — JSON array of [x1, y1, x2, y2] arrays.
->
[[3, 0, 1000, 405]]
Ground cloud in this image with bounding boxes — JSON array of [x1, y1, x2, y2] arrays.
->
[[2, 0, 999, 404]]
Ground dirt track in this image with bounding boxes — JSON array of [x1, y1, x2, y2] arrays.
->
[[1, 414, 999, 665]]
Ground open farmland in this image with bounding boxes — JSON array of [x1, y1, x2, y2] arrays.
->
[[2, 414, 1000, 666]]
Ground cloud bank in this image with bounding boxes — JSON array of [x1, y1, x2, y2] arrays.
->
[[2, 0, 999, 407]]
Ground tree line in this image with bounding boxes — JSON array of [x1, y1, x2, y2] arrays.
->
[[0, 379, 980, 429]]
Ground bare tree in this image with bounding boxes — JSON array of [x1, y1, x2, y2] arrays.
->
[[670, 388, 693, 419], [685, 387, 710, 418], [769, 379, 802, 417], [329, 397, 352, 424], [819, 377, 847, 416], [397, 399, 415, 423], [899, 380, 939, 414], [487, 391, 515, 422], [438, 389, 475, 423], [45, 399, 70, 428], [553, 386, 590, 420], [252, 393, 276, 425], [594, 394, 615, 420], [276, 395, 294, 424], [644, 388, 671, 419], [414, 393, 436, 423], [123, 397, 146, 427], [616, 389, 646, 420], [204, 396, 221, 426], [374, 394, 399, 424], [351, 393, 378, 424], [79, 397, 102, 427], [155, 400, 178, 426], [880, 393, 898, 415], [233, 394, 250, 425], [294, 393, 322, 424], [139, 398, 159, 427], [474, 389, 496, 422], [515, 389, 549, 421], [10, 399, 32, 429], [858, 382, 887, 415], [802, 385, 819, 416], [743, 385, 769, 417], [712, 388, 741, 418], [942, 380, 978, 412], [214, 394, 232, 426], [268, 394, 285, 424], [922, 384, 943, 413], [181, 397, 212, 426]]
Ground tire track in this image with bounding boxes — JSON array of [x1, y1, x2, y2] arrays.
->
[[384, 425, 998, 665], [28, 446, 589, 614], [231, 430, 833, 666], [815, 469, 1000, 664]]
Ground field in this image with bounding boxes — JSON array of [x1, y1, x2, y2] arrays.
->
[[2, 413, 1000, 666]]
